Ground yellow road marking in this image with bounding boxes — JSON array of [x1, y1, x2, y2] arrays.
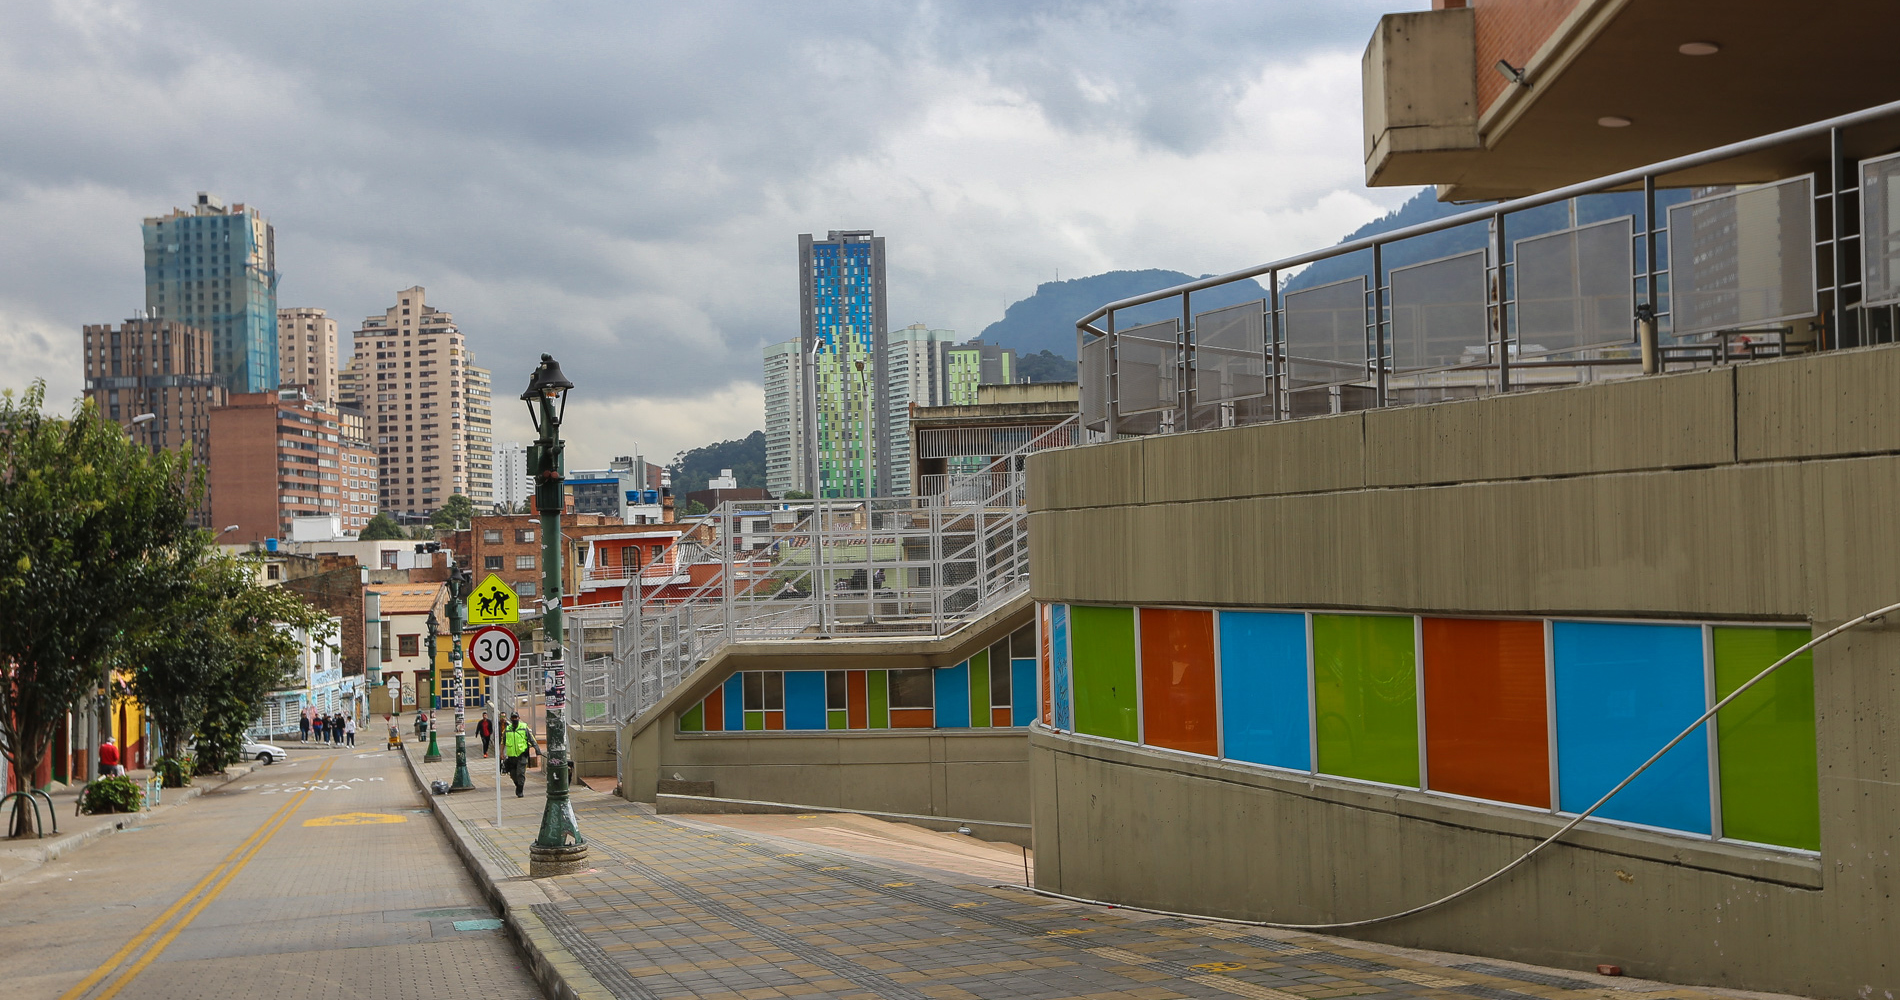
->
[[303, 811, 407, 827], [60, 756, 339, 1000]]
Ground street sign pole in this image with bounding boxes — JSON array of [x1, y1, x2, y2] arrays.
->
[[468, 625, 521, 827]]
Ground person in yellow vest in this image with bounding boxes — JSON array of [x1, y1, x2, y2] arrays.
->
[[502, 713, 537, 797]]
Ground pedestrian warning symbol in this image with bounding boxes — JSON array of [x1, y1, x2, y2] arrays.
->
[[303, 812, 408, 827], [467, 573, 520, 625]]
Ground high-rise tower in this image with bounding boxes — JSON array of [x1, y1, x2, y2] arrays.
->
[[278, 307, 339, 405], [763, 338, 806, 496], [343, 286, 484, 518], [798, 230, 889, 499], [142, 192, 279, 393]]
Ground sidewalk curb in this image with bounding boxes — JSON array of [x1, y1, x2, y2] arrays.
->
[[397, 745, 614, 1000], [0, 764, 256, 882]]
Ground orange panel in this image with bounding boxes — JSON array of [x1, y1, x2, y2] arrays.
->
[[847, 670, 868, 729], [888, 708, 934, 729], [1422, 617, 1550, 808], [764, 710, 784, 731], [704, 686, 724, 732], [1138, 608, 1218, 757], [1039, 604, 1053, 724], [992, 707, 1013, 728]]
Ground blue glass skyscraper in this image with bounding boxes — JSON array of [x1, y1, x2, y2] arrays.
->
[[798, 230, 889, 498], [143, 192, 279, 393]]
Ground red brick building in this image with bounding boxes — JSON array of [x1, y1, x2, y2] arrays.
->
[[209, 388, 379, 544]]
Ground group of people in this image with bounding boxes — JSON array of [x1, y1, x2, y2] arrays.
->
[[299, 709, 356, 748]]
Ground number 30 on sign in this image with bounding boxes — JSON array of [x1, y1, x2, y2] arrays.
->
[[467, 626, 520, 676]]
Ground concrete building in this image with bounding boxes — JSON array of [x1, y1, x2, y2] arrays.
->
[[344, 286, 487, 518], [944, 339, 1015, 405], [798, 230, 889, 498], [80, 318, 226, 460], [141, 192, 278, 393], [909, 382, 1076, 499], [763, 338, 806, 496], [277, 307, 339, 404], [885, 323, 958, 496], [444, 512, 615, 607], [493, 441, 530, 511], [366, 582, 446, 716], [568, 455, 668, 524], [209, 388, 380, 543]]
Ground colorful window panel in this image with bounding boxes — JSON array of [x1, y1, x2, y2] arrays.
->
[[1070, 605, 1136, 741], [1138, 608, 1218, 756], [1313, 614, 1419, 788], [1712, 627, 1819, 850], [967, 648, 992, 729], [1216, 611, 1309, 771], [1422, 617, 1549, 808]]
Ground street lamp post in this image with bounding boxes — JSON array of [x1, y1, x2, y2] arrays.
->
[[447, 561, 474, 790], [522, 353, 587, 876], [423, 616, 442, 762]]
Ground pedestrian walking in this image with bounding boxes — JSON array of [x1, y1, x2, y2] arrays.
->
[[298, 711, 311, 744], [98, 736, 123, 777], [332, 714, 345, 746], [343, 715, 356, 748], [314, 714, 327, 744], [502, 713, 535, 797], [476, 715, 494, 757]]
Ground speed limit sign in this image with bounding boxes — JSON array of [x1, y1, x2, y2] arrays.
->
[[467, 626, 520, 676]]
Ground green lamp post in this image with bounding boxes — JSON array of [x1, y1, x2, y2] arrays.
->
[[422, 615, 442, 762], [448, 564, 474, 790], [522, 354, 587, 876]]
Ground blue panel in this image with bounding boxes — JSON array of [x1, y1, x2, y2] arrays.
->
[[1011, 658, 1038, 727], [1553, 621, 1710, 834], [934, 661, 971, 728], [1218, 611, 1311, 771], [784, 671, 827, 730], [722, 674, 743, 731], [1051, 605, 1073, 730]]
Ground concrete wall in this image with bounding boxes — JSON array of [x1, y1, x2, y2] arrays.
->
[[1027, 346, 1900, 999], [618, 599, 1034, 833]]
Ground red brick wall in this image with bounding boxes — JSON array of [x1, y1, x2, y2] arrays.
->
[[1473, 0, 1581, 113], [209, 395, 283, 545]]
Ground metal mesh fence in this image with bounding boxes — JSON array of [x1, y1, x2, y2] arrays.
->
[[1389, 250, 1488, 373], [1668, 176, 1817, 337], [1284, 277, 1369, 388], [1516, 216, 1635, 357]]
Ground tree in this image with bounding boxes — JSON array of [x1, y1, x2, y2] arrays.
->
[[0, 385, 200, 830], [124, 549, 331, 783], [783, 490, 813, 500], [430, 493, 475, 530], [360, 513, 404, 540], [681, 500, 709, 516]]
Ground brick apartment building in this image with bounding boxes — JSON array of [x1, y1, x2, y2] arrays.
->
[[446, 512, 636, 605], [210, 388, 379, 543], [81, 318, 227, 459]]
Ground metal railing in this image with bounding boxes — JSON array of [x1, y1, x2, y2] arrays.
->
[[607, 417, 1076, 726], [1077, 99, 1900, 438]]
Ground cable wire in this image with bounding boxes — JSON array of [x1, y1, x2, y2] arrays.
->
[[1007, 600, 1900, 931]]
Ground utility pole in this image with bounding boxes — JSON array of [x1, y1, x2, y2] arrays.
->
[[522, 354, 587, 876], [448, 561, 474, 791]]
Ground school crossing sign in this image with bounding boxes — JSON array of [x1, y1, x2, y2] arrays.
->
[[467, 573, 520, 625]]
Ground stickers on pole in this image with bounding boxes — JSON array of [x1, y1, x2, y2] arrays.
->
[[467, 573, 520, 624], [467, 626, 520, 676]]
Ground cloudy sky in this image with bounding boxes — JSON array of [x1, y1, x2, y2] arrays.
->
[[0, 0, 1423, 467]]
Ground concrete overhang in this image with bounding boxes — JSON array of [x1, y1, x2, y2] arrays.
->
[[1366, 0, 1900, 200]]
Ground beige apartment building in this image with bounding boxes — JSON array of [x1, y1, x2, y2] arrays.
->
[[343, 286, 493, 518], [277, 307, 338, 405]]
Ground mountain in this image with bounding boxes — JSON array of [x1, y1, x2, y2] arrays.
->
[[975, 269, 1272, 360], [669, 431, 767, 495]]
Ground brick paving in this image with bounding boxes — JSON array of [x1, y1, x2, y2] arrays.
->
[[412, 749, 1814, 1000]]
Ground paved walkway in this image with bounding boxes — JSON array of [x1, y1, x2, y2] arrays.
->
[[409, 748, 1812, 1000], [2, 745, 540, 1000]]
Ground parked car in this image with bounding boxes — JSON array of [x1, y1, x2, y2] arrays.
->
[[242, 738, 288, 764]]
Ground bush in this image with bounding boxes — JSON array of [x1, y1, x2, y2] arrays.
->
[[155, 754, 193, 789], [81, 775, 144, 814]]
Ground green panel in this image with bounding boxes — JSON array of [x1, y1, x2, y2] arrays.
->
[[827, 709, 847, 730], [1313, 614, 1419, 787], [679, 703, 704, 733], [743, 710, 764, 731], [1713, 627, 1820, 851], [868, 671, 890, 728], [969, 650, 991, 729], [1070, 605, 1138, 742]]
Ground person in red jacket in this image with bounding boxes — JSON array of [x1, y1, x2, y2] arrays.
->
[[476, 715, 494, 757], [99, 737, 122, 777]]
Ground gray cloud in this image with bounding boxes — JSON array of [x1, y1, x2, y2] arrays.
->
[[0, 0, 1418, 464]]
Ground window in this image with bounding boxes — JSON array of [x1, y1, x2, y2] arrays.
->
[[398, 634, 419, 657], [484, 555, 502, 571], [889, 669, 934, 709], [482, 529, 502, 544], [515, 555, 535, 570], [265, 564, 281, 581], [517, 529, 535, 544], [515, 580, 536, 596]]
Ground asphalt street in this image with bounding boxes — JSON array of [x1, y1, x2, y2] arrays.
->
[[0, 745, 542, 1000]]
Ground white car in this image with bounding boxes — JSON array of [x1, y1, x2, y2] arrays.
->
[[243, 738, 288, 764]]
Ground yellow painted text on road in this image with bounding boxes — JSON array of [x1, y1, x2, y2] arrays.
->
[[303, 812, 409, 827]]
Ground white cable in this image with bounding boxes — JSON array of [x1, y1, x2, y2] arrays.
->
[[1006, 600, 1900, 931]]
